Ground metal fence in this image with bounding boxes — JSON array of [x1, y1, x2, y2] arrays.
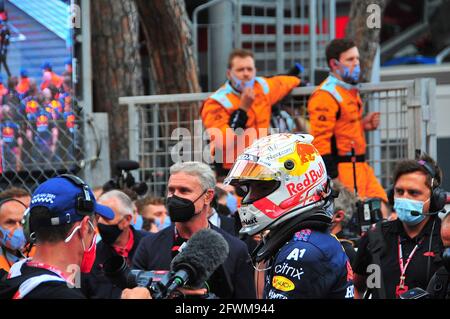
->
[[120, 78, 437, 197], [0, 96, 85, 193], [193, 0, 336, 90]]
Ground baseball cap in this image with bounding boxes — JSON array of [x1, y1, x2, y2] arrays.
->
[[30, 176, 114, 226]]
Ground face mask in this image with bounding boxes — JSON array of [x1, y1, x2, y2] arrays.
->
[[65, 221, 97, 273], [0, 226, 26, 251], [155, 215, 171, 230], [132, 214, 143, 231], [230, 74, 255, 92], [334, 60, 360, 84], [167, 190, 207, 222], [226, 192, 238, 215], [98, 221, 123, 245], [394, 198, 427, 226]]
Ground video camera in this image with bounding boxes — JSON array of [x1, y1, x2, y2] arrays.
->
[[103, 255, 214, 299], [104, 228, 230, 299], [103, 160, 148, 197], [347, 198, 383, 237]]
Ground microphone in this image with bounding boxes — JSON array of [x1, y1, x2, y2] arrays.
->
[[164, 228, 229, 296], [116, 160, 140, 172], [103, 228, 229, 298]]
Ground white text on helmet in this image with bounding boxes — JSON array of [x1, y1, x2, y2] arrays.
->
[[286, 162, 325, 197]]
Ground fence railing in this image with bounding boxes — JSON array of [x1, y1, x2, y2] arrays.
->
[[193, 0, 336, 90], [120, 78, 437, 197]]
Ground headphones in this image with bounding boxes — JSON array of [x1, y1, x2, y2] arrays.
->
[[59, 174, 95, 216], [388, 160, 447, 213], [0, 198, 28, 210], [24, 174, 95, 243]]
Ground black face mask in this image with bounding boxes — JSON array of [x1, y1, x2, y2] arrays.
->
[[167, 190, 207, 222], [98, 222, 123, 245]]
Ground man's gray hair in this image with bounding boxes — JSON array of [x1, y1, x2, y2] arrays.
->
[[170, 161, 216, 190], [332, 181, 357, 227], [99, 190, 134, 217]]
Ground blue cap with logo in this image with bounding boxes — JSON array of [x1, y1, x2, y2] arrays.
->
[[30, 175, 114, 226]]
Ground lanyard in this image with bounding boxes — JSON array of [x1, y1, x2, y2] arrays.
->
[[397, 236, 423, 289], [26, 260, 73, 285]]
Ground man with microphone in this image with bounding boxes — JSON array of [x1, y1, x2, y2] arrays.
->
[[353, 154, 446, 299], [132, 161, 256, 299]]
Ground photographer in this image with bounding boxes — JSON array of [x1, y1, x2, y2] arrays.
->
[[353, 154, 445, 299], [0, 175, 150, 299]]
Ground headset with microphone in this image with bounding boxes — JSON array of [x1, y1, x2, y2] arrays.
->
[[23, 174, 96, 243], [387, 159, 447, 215]]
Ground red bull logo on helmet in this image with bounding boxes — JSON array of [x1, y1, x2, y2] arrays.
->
[[286, 161, 325, 197], [296, 143, 319, 165]]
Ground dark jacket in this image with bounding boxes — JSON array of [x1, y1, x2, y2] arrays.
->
[[81, 226, 149, 299], [132, 224, 256, 299], [218, 214, 237, 237]]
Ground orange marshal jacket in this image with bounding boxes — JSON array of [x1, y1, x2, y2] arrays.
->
[[201, 76, 300, 170], [307, 75, 387, 202], [307, 74, 365, 176]]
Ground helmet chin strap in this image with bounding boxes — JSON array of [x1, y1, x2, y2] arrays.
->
[[251, 208, 332, 264]]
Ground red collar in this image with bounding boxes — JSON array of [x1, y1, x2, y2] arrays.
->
[[113, 229, 134, 258]]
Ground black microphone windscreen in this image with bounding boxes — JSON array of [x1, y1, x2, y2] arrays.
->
[[116, 160, 140, 171], [170, 228, 229, 288]]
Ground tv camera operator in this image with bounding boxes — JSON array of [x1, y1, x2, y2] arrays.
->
[[103, 159, 149, 199], [102, 159, 149, 230]]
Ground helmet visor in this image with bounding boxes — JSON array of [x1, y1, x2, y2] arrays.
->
[[239, 179, 281, 205], [225, 159, 279, 183]]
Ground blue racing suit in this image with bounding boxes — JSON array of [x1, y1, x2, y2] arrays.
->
[[264, 228, 354, 299]]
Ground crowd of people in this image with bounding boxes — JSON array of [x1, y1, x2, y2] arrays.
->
[[0, 38, 448, 300], [0, 59, 76, 173]]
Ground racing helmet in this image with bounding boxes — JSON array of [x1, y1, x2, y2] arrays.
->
[[224, 133, 332, 236]]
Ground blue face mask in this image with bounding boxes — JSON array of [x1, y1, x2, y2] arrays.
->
[[155, 215, 171, 231], [132, 214, 144, 231], [226, 192, 238, 215], [335, 60, 360, 84], [0, 226, 26, 250], [394, 198, 428, 226], [230, 74, 255, 91]]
